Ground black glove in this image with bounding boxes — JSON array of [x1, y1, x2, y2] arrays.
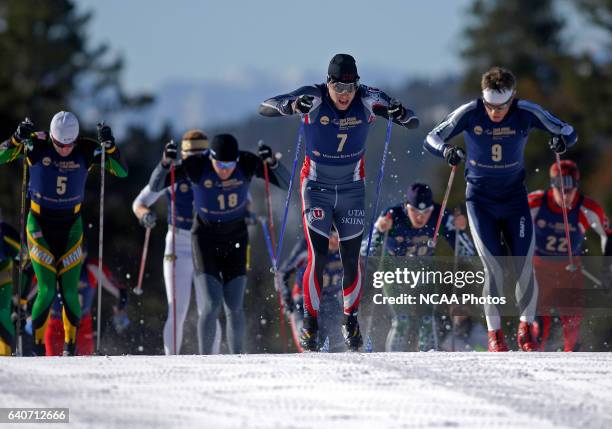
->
[[14, 119, 35, 143], [164, 140, 178, 162], [294, 95, 314, 114], [140, 211, 157, 229], [548, 135, 566, 154], [97, 123, 116, 151], [443, 145, 466, 166], [388, 99, 405, 121], [257, 143, 275, 165]]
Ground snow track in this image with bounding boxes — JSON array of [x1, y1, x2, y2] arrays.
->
[[1, 353, 611, 428]]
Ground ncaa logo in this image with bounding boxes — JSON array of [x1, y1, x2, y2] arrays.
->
[[179, 183, 189, 193], [313, 150, 321, 157], [204, 179, 213, 188], [537, 219, 546, 228], [320, 116, 330, 125], [42, 157, 52, 166], [474, 126, 483, 135]]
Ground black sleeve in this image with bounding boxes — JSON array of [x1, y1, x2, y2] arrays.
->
[[258, 85, 323, 117], [363, 86, 419, 129]]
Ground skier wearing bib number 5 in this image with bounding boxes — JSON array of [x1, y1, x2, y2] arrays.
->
[[423, 67, 577, 352], [0, 112, 127, 356], [259, 53, 419, 351]]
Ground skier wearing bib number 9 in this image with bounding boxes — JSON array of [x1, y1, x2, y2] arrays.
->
[[423, 66, 577, 352], [0, 111, 127, 356], [259, 53, 419, 351], [148, 134, 290, 354]]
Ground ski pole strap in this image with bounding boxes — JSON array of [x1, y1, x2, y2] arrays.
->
[[259, 217, 277, 268], [274, 122, 304, 271]]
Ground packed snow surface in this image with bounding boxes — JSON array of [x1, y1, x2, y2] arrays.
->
[[1, 353, 612, 428]]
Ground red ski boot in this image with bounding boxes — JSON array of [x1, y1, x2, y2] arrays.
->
[[517, 321, 537, 351], [487, 329, 509, 352]]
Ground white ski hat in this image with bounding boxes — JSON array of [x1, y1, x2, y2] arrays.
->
[[50, 111, 79, 145]]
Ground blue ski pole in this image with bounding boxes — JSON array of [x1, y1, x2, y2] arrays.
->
[[273, 122, 304, 271]]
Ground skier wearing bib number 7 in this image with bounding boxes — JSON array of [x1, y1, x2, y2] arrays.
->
[[259, 53, 419, 351], [423, 66, 577, 352]]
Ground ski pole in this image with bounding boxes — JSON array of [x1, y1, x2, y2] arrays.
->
[[96, 122, 107, 354], [364, 117, 393, 280], [450, 207, 463, 352], [15, 117, 32, 356], [555, 153, 577, 272], [274, 122, 304, 272], [169, 158, 177, 355], [428, 165, 457, 248], [581, 267, 602, 287], [133, 227, 152, 296], [258, 140, 288, 351]]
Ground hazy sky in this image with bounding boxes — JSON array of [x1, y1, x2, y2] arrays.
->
[[75, 0, 603, 93]]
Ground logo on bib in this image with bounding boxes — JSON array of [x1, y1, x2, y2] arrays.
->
[[179, 183, 189, 193], [42, 157, 52, 166], [204, 179, 213, 188], [537, 219, 546, 228], [320, 116, 330, 125], [308, 207, 325, 223], [474, 126, 483, 135]]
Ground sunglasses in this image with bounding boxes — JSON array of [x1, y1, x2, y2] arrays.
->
[[551, 176, 577, 192], [483, 98, 513, 112], [407, 204, 434, 215], [329, 80, 359, 94], [214, 160, 237, 169]]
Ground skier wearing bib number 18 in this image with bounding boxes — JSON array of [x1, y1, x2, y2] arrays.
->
[[423, 66, 577, 352], [148, 134, 290, 354], [0, 112, 127, 356], [259, 54, 419, 351]]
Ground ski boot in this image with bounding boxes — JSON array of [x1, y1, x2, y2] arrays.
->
[[299, 316, 318, 352], [517, 321, 537, 351], [487, 329, 509, 352], [342, 314, 363, 352]]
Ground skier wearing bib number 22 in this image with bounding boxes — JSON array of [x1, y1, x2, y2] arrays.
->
[[0, 112, 127, 356], [259, 54, 419, 351], [424, 67, 577, 352]]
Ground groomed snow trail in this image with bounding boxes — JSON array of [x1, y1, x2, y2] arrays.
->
[[1, 353, 611, 429]]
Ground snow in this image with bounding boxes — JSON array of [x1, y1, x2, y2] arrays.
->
[[1, 353, 612, 429]]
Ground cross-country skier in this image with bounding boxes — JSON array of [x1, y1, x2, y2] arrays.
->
[[0, 112, 127, 355], [259, 53, 419, 351], [0, 215, 20, 355], [275, 229, 345, 352], [132, 129, 221, 355], [44, 249, 129, 356], [528, 160, 611, 351], [424, 66, 577, 351], [149, 134, 289, 354], [364, 182, 475, 351]]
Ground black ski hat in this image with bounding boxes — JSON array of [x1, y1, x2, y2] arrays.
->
[[406, 183, 433, 210], [328, 53, 359, 83], [210, 134, 239, 161]]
